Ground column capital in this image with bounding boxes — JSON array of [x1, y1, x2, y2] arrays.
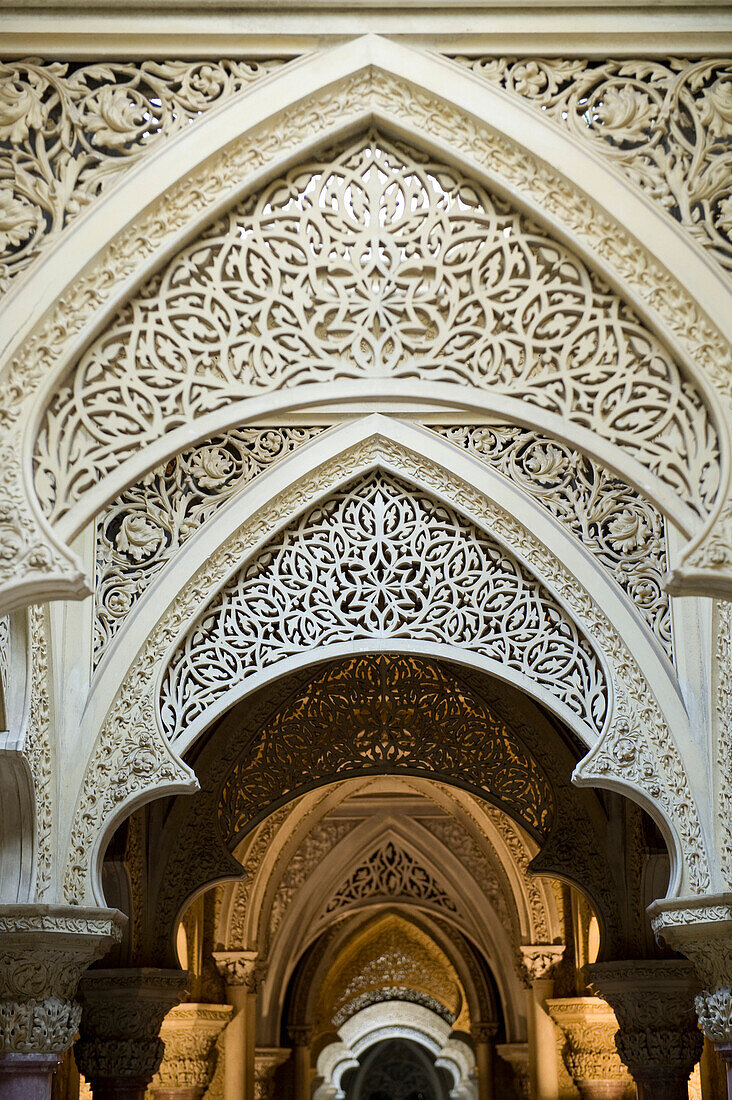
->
[[649, 893, 732, 1045], [212, 950, 263, 992], [585, 958, 703, 1089], [254, 1047, 289, 1100], [151, 1002, 232, 1095], [519, 943, 565, 985], [472, 1021, 499, 1043], [546, 996, 630, 1095], [75, 967, 188, 1089], [0, 904, 124, 1057], [287, 1024, 313, 1047]]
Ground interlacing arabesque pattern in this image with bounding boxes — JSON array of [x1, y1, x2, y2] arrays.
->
[[435, 424, 672, 656], [323, 839, 458, 915], [93, 426, 324, 663], [33, 132, 719, 524], [452, 57, 732, 274], [0, 58, 285, 291], [161, 472, 607, 742], [216, 654, 556, 843]]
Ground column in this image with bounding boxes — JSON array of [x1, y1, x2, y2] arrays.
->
[[288, 1026, 313, 1100], [472, 1022, 498, 1100], [150, 1003, 233, 1099], [0, 904, 123, 1100], [496, 1042, 530, 1100], [586, 959, 702, 1100], [650, 896, 732, 1100], [253, 1048, 289, 1100], [74, 967, 188, 1100], [521, 945, 565, 1100], [546, 996, 631, 1100], [213, 950, 261, 1100]]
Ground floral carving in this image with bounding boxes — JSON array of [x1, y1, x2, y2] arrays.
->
[[161, 471, 607, 742], [93, 426, 324, 663], [0, 59, 285, 290], [33, 131, 718, 526], [27, 606, 53, 900], [452, 57, 732, 273], [436, 424, 672, 655], [323, 839, 459, 916]]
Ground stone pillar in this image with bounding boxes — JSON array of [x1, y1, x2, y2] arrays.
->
[[520, 945, 565, 1100], [472, 1022, 498, 1100], [253, 1048, 288, 1100], [288, 1026, 313, 1100], [0, 904, 123, 1100], [150, 1002, 233, 1099], [650, 896, 732, 1100], [546, 997, 631, 1100], [496, 1042, 530, 1100], [213, 950, 261, 1100], [586, 959, 702, 1100], [74, 968, 188, 1100]]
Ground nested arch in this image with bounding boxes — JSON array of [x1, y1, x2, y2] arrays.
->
[[2, 38, 731, 616], [64, 427, 709, 908]]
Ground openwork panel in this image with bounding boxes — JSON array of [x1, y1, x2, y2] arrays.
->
[[436, 424, 672, 656], [160, 472, 608, 741], [93, 426, 324, 663], [216, 654, 556, 843], [34, 131, 719, 523], [323, 839, 458, 916], [451, 57, 732, 274], [0, 58, 284, 290]]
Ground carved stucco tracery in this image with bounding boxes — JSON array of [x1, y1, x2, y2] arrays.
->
[[451, 56, 732, 275], [93, 425, 325, 663], [27, 605, 53, 901], [64, 437, 711, 904], [435, 424, 672, 657], [33, 131, 719, 528], [0, 58, 286, 291], [216, 653, 557, 845], [1, 63, 731, 609], [161, 470, 608, 742], [322, 838, 459, 916]]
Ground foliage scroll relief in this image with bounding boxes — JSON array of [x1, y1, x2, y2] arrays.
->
[[93, 426, 324, 662], [0, 58, 285, 291], [93, 419, 671, 669], [451, 56, 732, 275], [34, 132, 719, 526], [160, 471, 608, 743]]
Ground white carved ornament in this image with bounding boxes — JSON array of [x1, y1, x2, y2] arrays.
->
[[0, 614, 9, 726], [93, 426, 323, 662], [452, 56, 732, 275], [0, 59, 284, 291], [33, 132, 719, 525], [436, 425, 672, 656], [159, 470, 608, 742]]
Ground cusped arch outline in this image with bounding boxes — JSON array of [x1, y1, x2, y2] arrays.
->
[[1, 36, 731, 615], [63, 419, 711, 910]]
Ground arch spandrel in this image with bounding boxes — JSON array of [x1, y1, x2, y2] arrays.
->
[[1, 39, 731, 615], [63, 431, 711, 909]]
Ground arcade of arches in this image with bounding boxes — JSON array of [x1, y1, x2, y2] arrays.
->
[[0, 15, 732, 1100]]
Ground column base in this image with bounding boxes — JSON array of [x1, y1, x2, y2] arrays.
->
[[0, 1053, 60, 1100]]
